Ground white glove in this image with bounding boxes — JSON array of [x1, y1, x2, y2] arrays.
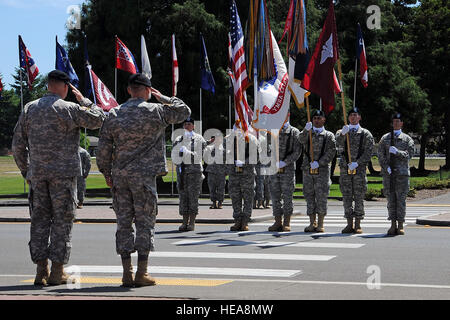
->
[[179, 146, 187, 153], [341, 125, 349, 135], [389, 146, 398, 154], [304, 122, 312, 131], [348, 162, 358, 171], [387, 166, 392, 175], [277, 160, 287, 169], [235, 160, 244, 167], [310, 161, 319, 169]]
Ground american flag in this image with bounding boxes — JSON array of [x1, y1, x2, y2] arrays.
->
[[172, 34, 179, 96], [229, 0, 253, 135]]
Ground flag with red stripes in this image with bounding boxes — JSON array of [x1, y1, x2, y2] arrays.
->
[[229, 0, 253, 136], [172, 34, 179, 96]]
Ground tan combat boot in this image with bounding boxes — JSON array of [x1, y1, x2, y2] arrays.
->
[[178, 215, 189, 232], [316, 214, 325, 233], [264, 200, 271, 208], [240, 218, 249, 231], [230, 218, 241, 231], [47, 262, 70, 286], [186, 213, 196, 231], [387, 220, 397, 236], [121, 258, 134, 287], [354, 218, 363, 234], [217, 201, 223, 209], [304, 214, 317, 232], [341, 218, 354, 234], [396, 221, 405, 235], [282, 215, 291, 232], [210, 201, 217, 209], [134, 259, 156, 287], [268, 215, 283, 232], [34, 259, 50, 286]]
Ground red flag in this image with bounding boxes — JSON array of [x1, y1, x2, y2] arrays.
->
[[356, 23, 368, 88], [0, 77, 3, 99], [115, 36, 139, 74], [89, 67, 118, 111], [301, 1, 339, 114]]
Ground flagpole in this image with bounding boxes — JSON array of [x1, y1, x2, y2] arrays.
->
[[199, 88, 203, 135], [337, 59, 354, 174], [305, 96, 316, 174], [19, 68, 26, 193], [114, 68, 117, 101], [228, 77, 232, 129], [353, 58, 357, 107]]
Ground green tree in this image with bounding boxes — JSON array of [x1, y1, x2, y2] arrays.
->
[[407, 0, 450, 169]]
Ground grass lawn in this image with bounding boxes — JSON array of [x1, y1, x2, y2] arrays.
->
[[1, 155, 448, 196]]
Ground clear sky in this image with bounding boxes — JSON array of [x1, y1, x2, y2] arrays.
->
[[0, 0, 86, 89]]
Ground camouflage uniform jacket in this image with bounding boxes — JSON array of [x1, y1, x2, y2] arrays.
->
[[78, 147, 92, 179], [173, 132, 207, 174], [97, 96, 190, 179], [299, 127, 336, 171], [204, 142, 227, 175], [335, 126, 374, 174], [225, 133, 259, 176], [12, 93, 105, 180], [272, 125, 302, 174], [378, 131, 414, 176]]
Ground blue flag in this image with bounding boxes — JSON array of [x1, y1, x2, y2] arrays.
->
[[55, 36, 79, 87], [200, 34, 215, 94]]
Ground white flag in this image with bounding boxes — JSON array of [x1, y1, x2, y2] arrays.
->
[[252, 32, 291, 132], [141, 35, 152, 80]]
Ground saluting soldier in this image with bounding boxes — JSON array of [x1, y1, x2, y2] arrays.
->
[[336, 107, 374, 234], [204, 134, 227, 209], [267, 120, 302, 232], [76, 146, 91, 209], [377, 112, 414, 235], [12, 70, 106, 286], [299, 110, 336, 233], [173, 117, 207, 231], [227, 127, 259, 231], [97, 73, 190, 287]]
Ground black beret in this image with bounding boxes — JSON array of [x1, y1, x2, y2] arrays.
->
[[312, 109, 325, 118], [48, 70, 70, 83], [184, 117, 195, 124], [128, 73, 152, 88], [348, 107, 361, 116], [392, 112, 402, 120]]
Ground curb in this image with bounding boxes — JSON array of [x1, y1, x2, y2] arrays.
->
[[416, 213, 450, 227]]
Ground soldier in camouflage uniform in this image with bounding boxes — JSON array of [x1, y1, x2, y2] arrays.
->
[[173, 118, 206, 231], [378, 112, 414, 236], [76, 146, 91, 209], [299, 110, 336, 233], [227, 128, 259, 231], [12, 70, 105, 286], [267, 121, 301, 232], [204, 134, 227, 209], [336, 107, 374, 234], [97, 74, 190, 287]]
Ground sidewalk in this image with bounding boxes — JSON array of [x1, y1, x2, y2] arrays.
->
[[0, 192, 449, 226]]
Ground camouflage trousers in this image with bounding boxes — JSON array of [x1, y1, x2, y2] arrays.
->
[[303, 169, 331, 216], [207, 172, 226, 202], [255, 173, 271, 201], [382, 174, 409, 223], [339, 173, 367, 219], [177, 172, 203, 216], [76, 176, 86, 205], [269, 172, 296, 217], [229, 173, 255, 220], [28, 177, 77, 264], [111, 175, 157, 256]]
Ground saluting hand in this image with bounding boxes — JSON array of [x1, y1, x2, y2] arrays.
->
[[69, 83, 84, 103], [151, 88, 163, 102]]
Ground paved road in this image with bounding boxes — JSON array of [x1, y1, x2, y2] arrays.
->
[[0, 206, 449, 301]]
